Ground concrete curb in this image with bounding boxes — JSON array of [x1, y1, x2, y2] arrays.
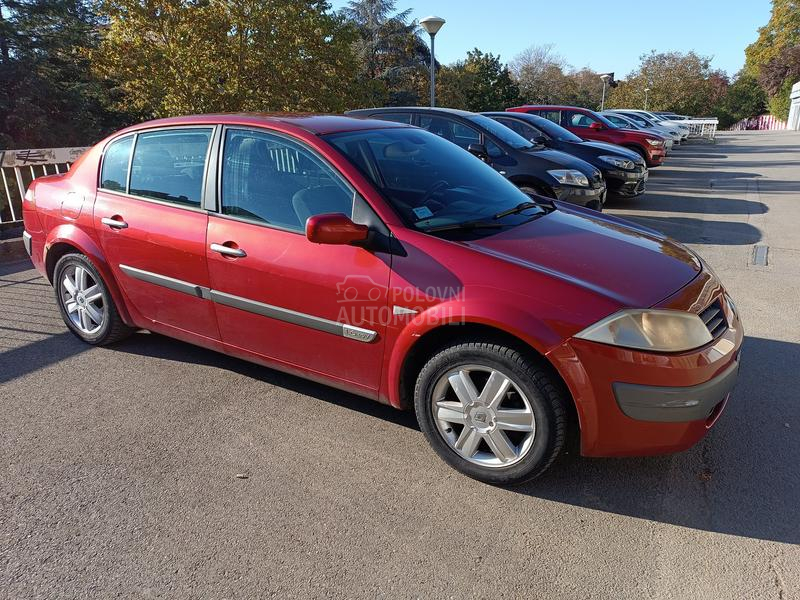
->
[[0, 237, 29, 263]]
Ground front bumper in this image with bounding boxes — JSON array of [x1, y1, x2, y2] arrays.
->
[[546, 273, 743, 457], [606, 167, 647, 197], [646, 147, 666, 166], [555, 184, 607, 210], [613, 356, 739, 422]]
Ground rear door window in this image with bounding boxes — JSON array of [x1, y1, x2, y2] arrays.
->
[[537, 110, 561, 125], [100, 136, 134, 192], [129, 128, 213, 207]]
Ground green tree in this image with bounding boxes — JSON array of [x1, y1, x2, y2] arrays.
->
[[340, 0, 430, 106], [608, 51, 724, 115], [437, 49, 520, 111], [0, 0, 123, 148], [745, 0, 800, 119], [93, 0, 361, 118], [714, 73, 767, 128]]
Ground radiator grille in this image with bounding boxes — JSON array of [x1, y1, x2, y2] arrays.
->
[[699, 299, 727, 339]]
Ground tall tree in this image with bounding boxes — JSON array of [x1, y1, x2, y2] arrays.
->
[[437, 49, 520, 111], [0, 0, 123, 148], [340, 0, 430, 106], [510, 44, 569, 104], [714, 72, 767, 128], [744, 0, 800, 119], [93, 0, 361, 118], [607, 51, 723, 116]]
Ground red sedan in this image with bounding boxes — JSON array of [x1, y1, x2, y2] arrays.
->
[[21, 114, 742, 484]]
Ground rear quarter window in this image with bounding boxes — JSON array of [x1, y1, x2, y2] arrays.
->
[[100, 136, 134, 192]]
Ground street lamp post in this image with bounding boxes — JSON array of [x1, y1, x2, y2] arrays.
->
[[600, 73, 611, 111], [644, 87, 651, 111], [420, 15, 445, 107]]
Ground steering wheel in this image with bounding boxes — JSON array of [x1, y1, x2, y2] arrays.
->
[[419, 179, 450, 206]]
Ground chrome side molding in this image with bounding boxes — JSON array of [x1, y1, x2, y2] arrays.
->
[[118, 264, 377, 343]]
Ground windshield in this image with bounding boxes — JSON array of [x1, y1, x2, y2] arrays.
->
[[324, 127, 545, 235], [467, 114, 535, 150], [524, 115, 583, 142]]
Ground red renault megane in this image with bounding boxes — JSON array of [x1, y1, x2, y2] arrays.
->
[[21, 114, 742, 484]]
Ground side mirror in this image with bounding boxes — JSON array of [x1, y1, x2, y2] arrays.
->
[[532, 135, 548, 146], [467, 143, 489, 161], [306, 213, 369, 246], [589, 122, 605, 130]]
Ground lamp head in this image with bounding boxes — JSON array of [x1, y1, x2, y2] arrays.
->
[[420, 15, 446, 36]]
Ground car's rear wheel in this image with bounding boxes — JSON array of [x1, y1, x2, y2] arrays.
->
[[53, 253, 132, 345], [414, 341, 568, 485]]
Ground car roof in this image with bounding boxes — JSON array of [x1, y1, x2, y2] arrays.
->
[[346, 106, 477, 118], [509, 105, 588, 111], [114, 113, 410, 137]]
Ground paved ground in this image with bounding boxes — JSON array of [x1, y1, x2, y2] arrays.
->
[[1, 131, 799, 599]]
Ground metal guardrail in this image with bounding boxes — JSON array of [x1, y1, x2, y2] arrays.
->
[[0, 146, 89, 227], [681, 119, 719, 140]]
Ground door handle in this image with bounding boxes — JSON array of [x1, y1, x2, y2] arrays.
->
[[210, 243, 247, 258], [101, 216, 128, 229]]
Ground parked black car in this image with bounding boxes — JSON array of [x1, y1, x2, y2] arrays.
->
[[345, 107, 607, 210], [482, 111, 648, 198]]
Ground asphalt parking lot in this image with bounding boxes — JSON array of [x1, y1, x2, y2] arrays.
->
[[2, 131, 799, 599]]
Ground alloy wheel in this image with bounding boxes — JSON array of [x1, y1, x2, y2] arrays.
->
[[60, 264, 105, 335], [431, 364, 536, 468]]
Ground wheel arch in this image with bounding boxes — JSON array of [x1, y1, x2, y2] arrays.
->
[[393, 320, 578, 438], [44, 224, 135, 326], [506, 175, 555, 198]]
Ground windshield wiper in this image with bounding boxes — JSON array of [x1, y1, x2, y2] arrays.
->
[[492, 201, 540, 220], [420, 220, 506, 233]]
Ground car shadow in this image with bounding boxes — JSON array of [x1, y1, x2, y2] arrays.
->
[[617, 215, 762, 245], [510, 335, 800, 545], [112, 331, 798, 545], [604, 194, 768, 216], [112, 331, 420, 431]]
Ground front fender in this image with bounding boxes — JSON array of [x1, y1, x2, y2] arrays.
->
[[45, 224, 134, 326], [384, 296, 566, 409]]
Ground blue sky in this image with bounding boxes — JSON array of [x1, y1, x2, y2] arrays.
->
[[330, 0, 773, 78]]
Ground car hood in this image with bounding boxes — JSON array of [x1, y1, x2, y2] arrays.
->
[[465, 206, 701, 308], [577, 141, 642, 161], [522, 147, 598, 176]]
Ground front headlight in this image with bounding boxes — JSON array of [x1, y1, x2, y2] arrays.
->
[[575, 309, 713, 352], [598, 155, 635, 170], [646, 138, 663, 147], [547, 169, 589, 187]]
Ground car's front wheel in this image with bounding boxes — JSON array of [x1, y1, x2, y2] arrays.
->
[[53, 253, 132, 345], [414, 340, 569, 485]]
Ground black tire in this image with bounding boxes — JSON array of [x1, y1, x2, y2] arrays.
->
[[53, 253, 132, 345], [414, 340, 568, 485]]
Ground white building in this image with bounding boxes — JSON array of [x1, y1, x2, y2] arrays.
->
[[789, 81, 800, 130]]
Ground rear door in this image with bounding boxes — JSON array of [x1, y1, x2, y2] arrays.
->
[[94, 126, 220, 340], [205, 127, 391, 391]]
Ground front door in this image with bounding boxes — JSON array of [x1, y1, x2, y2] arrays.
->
[[94, 127, 219, 340], [205, 127, 391, 391]]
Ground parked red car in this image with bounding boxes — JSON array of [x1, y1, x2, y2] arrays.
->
[[22, 114, 741, 484], [507, 105, 667, 167]]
